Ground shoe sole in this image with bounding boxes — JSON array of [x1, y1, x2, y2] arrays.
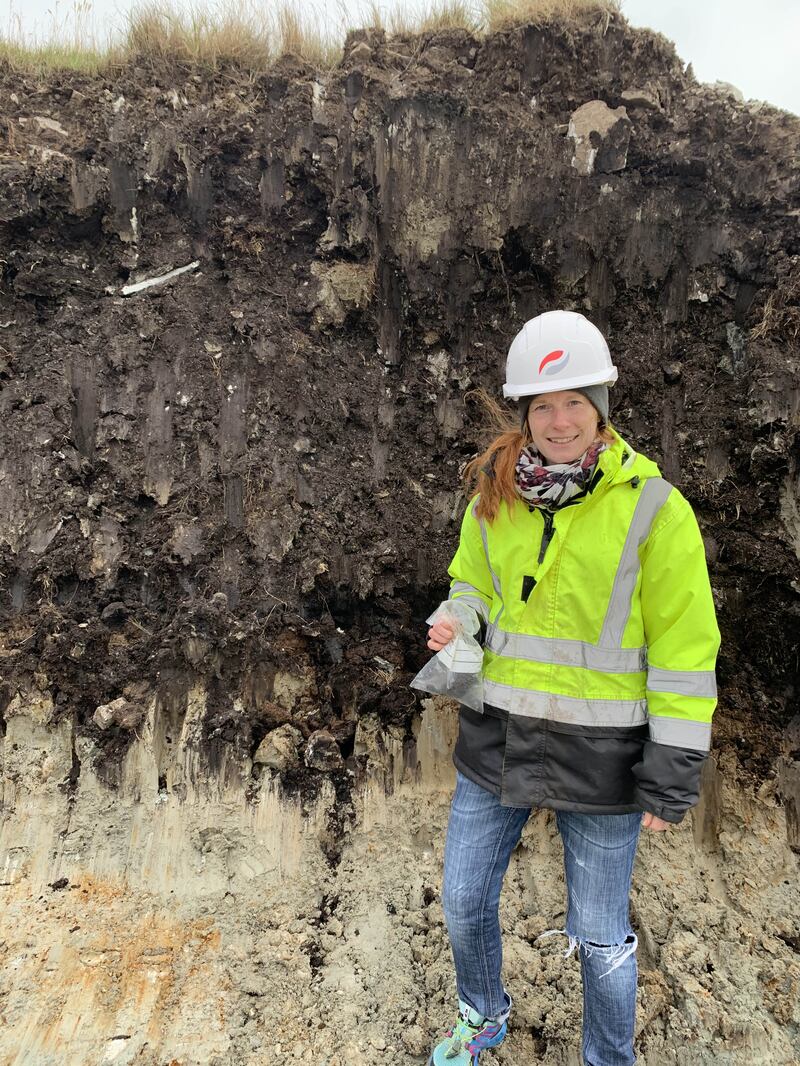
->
[[427, 1055, 481, 1066]]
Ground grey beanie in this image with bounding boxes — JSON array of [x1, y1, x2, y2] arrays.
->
[[519, 384, 609, 428]]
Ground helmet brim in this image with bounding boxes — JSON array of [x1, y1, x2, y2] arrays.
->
[[503, 367, 618, 399]]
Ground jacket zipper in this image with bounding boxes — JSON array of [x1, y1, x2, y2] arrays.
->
[[532, 470, 606, 566], [538, 510, 555, 564]]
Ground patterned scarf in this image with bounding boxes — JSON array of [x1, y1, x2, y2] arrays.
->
[[515, 440, 606, 509]]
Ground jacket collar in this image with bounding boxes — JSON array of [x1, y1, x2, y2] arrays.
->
[[598, 427, 662, 487]]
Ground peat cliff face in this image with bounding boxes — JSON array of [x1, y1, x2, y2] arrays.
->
[[2, 18, 799, 797]]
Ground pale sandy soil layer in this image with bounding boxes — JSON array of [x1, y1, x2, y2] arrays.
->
[[1, 698, 798, 1064]]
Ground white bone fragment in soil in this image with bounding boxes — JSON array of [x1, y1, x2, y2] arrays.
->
[[120, 260, 200, 296]]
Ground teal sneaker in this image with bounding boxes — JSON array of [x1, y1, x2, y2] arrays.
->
[[428, 996, 510, 1065]]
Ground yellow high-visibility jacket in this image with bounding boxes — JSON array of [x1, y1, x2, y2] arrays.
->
[[448, 429, 720, 821]]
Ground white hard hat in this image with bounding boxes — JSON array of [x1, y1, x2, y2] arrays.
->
[[503, 310, 618, 399]]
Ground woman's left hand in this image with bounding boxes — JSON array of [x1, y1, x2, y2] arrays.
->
[[642, 812, 671, 831]]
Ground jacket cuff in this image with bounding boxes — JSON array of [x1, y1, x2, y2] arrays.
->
[[632, 789, 687, 824], [631, 740, 708, 823]]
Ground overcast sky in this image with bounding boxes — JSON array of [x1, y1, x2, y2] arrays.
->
[[5, 0, 799, 114]]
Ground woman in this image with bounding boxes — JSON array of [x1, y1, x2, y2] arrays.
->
[[425, 311, 720, 1066]]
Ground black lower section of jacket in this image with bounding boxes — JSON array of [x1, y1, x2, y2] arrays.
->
[[453, 704, 705, 822]]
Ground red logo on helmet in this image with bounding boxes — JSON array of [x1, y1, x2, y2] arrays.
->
[[538, 349, 569, 376]]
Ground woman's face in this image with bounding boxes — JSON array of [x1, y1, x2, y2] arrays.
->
[[527, 390, 600, 464]]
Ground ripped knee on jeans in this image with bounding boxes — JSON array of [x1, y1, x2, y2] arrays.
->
[[536, 929, 638, 978]]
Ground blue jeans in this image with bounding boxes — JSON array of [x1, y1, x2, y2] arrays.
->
[[442, 772, 642, 1066]]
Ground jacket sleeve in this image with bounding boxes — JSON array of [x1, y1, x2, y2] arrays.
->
[[447, 497, 495, 628], [633, 492, 721, 823]]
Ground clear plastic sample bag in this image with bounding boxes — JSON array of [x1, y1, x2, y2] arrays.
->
[[410, 599, 484, 713]]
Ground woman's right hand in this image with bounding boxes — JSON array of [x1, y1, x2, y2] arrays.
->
[[427, 619, 456, 651]]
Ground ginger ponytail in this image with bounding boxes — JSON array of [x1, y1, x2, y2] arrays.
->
[[462, 389, 529, 523]]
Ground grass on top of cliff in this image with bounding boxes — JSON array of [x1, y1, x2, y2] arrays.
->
[[1, 0, 622, 74]]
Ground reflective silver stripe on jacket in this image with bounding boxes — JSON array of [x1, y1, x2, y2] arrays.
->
[[486, 628, 646, 674], [475, 499, 504, 634], [648, 715, 712, 751], [483, 679, 648, 728], [449, 581, 490, 623], [599, 478, 672, 647], [647, 667, 717, 699]]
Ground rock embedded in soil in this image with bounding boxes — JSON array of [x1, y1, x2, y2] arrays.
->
[[305, 730, 344, 772], [92, 697, 143, 731], [100, 601, 128, 623], [620, 87, 661, 110], [663, 362, 683, 385], [22, 115, 69, 140], [253, 724, 304, 771], [348, 42, 373, 64], [568, 100, 632, 175]]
